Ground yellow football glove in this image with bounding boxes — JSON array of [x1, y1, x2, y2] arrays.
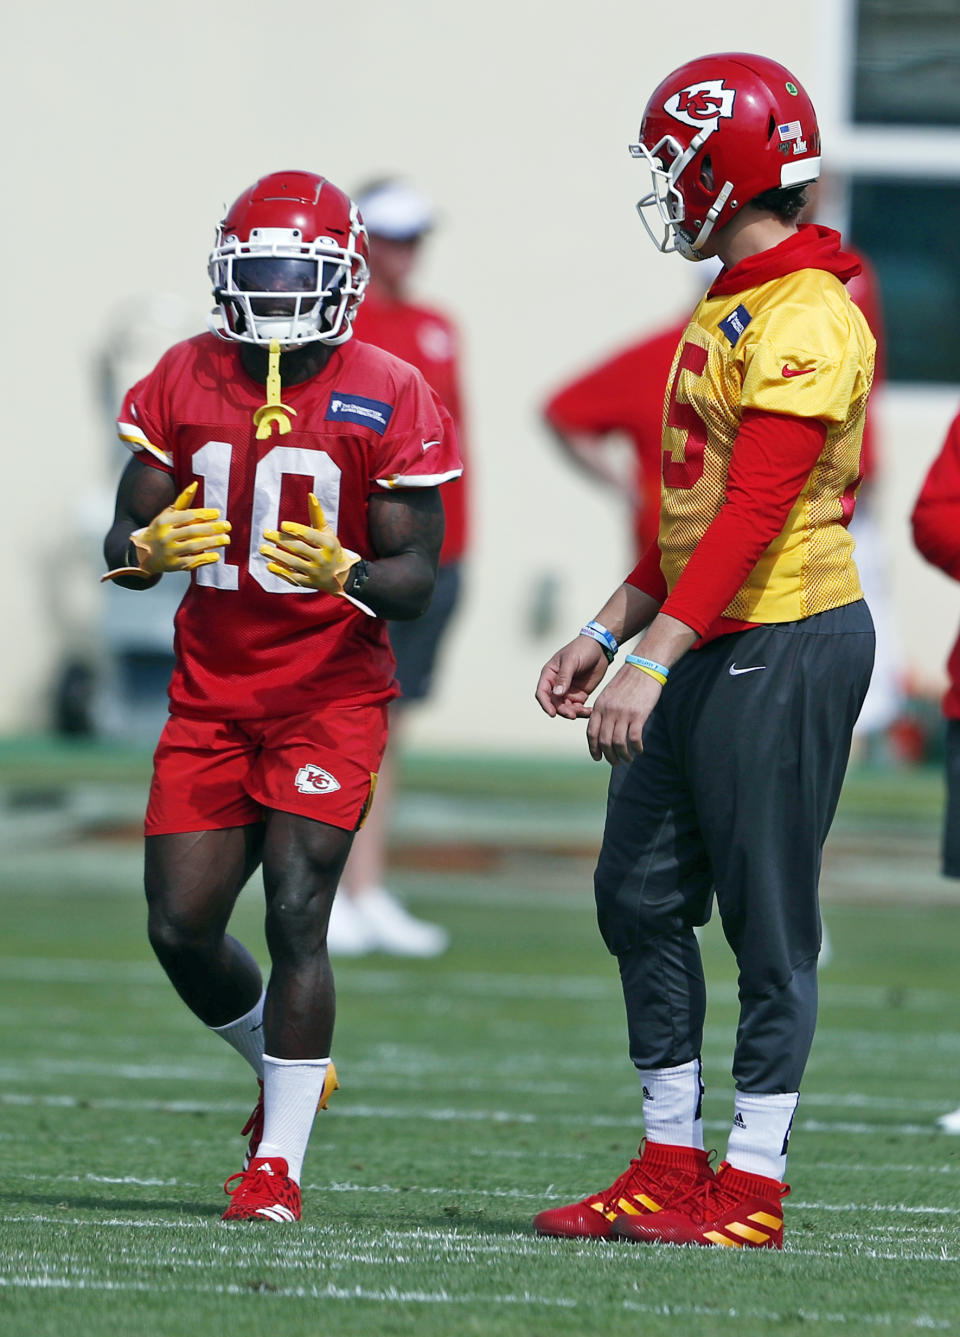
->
[[101, 482, 231, 583], [260, 493, 361, 594]]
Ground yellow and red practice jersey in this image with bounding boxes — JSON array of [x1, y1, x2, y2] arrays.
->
[[658, 233, 876, 624]]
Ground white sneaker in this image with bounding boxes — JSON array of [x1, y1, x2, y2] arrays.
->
[[355, 887, 450, 958], [818, 919, 833, 970], [937, 1106, 960, 1134], [327, 892, 376, 956]]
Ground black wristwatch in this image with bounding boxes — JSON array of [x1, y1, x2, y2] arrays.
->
[[344, 559, 371, 596]]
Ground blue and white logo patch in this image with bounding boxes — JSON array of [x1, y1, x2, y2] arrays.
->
[[719, 304, 753, 346], [326, 393, 394, 435]]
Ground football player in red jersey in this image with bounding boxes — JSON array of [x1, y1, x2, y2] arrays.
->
[[534, 54, 875, 1249], [912, 407, 960, 1136], [102, 170, 462, 1222], [542, 320, 689, 561], [325, 178, 469, 957]]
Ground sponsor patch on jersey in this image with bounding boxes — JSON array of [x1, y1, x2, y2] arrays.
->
[[719, 304, 752, 346], [326, 393, 394, 435]]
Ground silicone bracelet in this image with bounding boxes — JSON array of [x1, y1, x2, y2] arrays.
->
[[579, 620, 618, 663], [625, 654, 669, 686]]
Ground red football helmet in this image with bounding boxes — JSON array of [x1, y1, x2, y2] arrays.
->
[[629, 53, 821, 261], [208, 170, 370, 346]]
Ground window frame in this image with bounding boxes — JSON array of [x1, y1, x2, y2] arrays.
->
[[816, 0, 960, 386]]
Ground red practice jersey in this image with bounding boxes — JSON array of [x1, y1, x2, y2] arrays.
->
[[912, 408, 960, 720], [543, 323, 686, 557], [118, 332, 462, 721], [352, 292, 469, 561], [846, 251, 885, 485]]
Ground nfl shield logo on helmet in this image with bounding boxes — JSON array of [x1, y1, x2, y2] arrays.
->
[[294, 764, 342, 795], [664, 80, 736, 130]]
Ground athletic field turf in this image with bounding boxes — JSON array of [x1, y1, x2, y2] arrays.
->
[[1, 737, 959, 1335]]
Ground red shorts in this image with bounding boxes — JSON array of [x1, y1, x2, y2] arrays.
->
[[145, 705, 389, 836]]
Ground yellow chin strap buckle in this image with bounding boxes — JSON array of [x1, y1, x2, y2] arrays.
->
[[252, 339, 298, 439]]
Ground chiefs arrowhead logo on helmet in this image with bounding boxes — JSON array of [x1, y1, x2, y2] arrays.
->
[[664, 80, 736, 130]]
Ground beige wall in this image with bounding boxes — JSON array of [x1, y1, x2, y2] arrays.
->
[[4, 3, 954, 753]]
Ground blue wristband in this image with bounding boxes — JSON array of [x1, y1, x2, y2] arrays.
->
[[624, 654, 670, 679], [580, 620, 618, 663]]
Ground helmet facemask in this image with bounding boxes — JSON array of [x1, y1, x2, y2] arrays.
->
[[209, 222, 369, 348], [630, 129, 734, 262]]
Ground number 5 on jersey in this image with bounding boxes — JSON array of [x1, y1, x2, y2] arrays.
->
[[663, 342, 709, 489]]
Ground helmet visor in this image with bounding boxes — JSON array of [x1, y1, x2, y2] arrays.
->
[[234, 257, 320, 294], [232, 257, 345, 318]]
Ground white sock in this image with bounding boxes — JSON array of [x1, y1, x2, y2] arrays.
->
[[209, 990, 265, 1079], [255, 1054, 331, 1185], [725, 1091, 799, 1181], [637, 1058, 704, 1148]]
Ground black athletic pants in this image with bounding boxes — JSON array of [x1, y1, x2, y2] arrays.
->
[[594, 600, 875, 1093]]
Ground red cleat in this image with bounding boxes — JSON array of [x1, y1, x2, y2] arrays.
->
[[533, 1142, 713, 1239], [610, 1160, 789, 1248], [222, 1156, 302, 1222], [240, 1060, 339, 1169]]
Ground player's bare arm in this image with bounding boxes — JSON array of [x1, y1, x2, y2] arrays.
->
[[535, 581, 662, 720], [103, 457, 231, 589], [360, 487, 444, 619], [546, 424, 643, 507], [261, 486, 444, 620]]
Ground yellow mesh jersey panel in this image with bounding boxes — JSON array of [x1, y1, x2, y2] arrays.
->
[[658, 266, 876, 623]]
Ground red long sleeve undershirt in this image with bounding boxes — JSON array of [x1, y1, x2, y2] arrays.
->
[[626, 408, 830, 640], [912, 411, 960, 719], [912, 413, 960, 581]]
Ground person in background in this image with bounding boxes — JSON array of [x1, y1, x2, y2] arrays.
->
[[910, 405, 960, 1134], [327, 178, 470, 957], [542, 320, 689, 562], [816, 201, 902, 759]]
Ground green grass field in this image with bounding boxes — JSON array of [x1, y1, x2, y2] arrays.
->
[[2, 738, 960, 1335]]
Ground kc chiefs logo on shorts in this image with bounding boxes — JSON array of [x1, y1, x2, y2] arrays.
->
[[664, 79, 736, 130], [294, 764, 342, 795]]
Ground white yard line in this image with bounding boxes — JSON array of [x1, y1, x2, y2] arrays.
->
[[0, 1271, 954, 1328], [0, 1274, 577, 1308], [0, 1057, 953, 1115], [6, 1179, 958, 1216], [0, 1089, 947, 1137], [3, 955, 958, 1015]]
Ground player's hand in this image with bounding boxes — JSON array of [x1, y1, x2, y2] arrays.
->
[[586, 662, 662, 764], [101, 482, 230, 582], [260, 493, 361, 594], [535, 636, 610, 720]]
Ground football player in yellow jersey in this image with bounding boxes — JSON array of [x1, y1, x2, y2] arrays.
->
[[534, 53, 875, 1250]]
